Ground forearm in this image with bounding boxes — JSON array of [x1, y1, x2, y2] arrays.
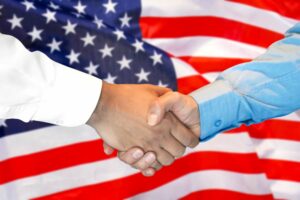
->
[[191, 23, 300, 141], [0, 33, 102, 126]]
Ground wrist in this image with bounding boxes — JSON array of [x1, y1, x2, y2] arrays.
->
[[188, 95, 201, 138], [87, 81, 115, 127]]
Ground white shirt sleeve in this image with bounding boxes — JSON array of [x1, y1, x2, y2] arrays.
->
[[0, 33, 102, 127]]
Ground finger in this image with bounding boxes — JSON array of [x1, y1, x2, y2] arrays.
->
[[103, 142, 115, 155], [161, 134, 186, 158], [156, 148, 175, 166], [151, 160, 162, 171], [131, 152, 156, 170], [171, 115, 199, 148], [140, 160, 162, 177], [147, 92, 179, 126], [142, 168, 156, 177], [118, 148, 144, 165]]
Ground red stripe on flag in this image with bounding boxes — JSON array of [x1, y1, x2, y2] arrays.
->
[[179, 56, 251, 74], [262, 159, 300, 182], [180, 189, 274, 200], [140, 17, 283, 48], [0, 139, 115, 185], [35, 152, 264, 200], [247, 120, 300, 141], [177, 75, 209, 94], [228, 0, 300, 20]]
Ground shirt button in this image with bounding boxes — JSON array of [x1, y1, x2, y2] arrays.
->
[[215, 120, 222, 127]]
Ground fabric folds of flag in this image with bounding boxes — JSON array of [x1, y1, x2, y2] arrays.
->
[[0, 0, 300, 199]]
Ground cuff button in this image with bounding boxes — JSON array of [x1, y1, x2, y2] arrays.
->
[[215, 120, 222, 127]]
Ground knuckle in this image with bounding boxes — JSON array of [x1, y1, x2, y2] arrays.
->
[[160, 157, 174, 166], [152, 162, 162, 170], [134, 162, 145, 170], [188, 137, 199, 148], [164, 158, 175, 166], [172, 92, 181, 100], [117, 152, 125, 160], [175, 148, 186, 158]]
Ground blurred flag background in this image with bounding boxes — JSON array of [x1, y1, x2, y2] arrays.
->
[[0, 0, 300, 199]]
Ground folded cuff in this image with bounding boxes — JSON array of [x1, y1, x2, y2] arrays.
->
[[190, 80, 242, 141]]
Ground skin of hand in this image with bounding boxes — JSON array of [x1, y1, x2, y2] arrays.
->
[[87, 83, 199, 166], [103, 91, 200, 176]]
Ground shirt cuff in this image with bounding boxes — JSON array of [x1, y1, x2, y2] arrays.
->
[[190, 80, 243, 141], [32, 63, 102, 127]]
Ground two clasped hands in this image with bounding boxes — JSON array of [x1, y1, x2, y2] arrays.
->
[[87, 82, 201, 177]]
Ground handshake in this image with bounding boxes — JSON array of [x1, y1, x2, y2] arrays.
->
[[87, 82, 200, 176]]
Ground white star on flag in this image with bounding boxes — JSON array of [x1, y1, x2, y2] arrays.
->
[[47, 38, 62, 53], [0, 119, 7, 127], [103, 0, 118, 14], [119, 13, 132, 28], [81, 32, 96, 47], [99, 44, 114, 58], [158, 80, 168, 88], [113, 29, 126, 41], [0, 5, 3, 16], [62, 20, 77, 35], [135, 68, 151, 82], [7, 14, 23, 30], [74, 1, 86, 14], [66, 50, 81, 65], [22, 0, 36, 11], [28, 26, 43, 42], [104, 73, 117, 83], [49, 2, 60, 10], [42, 9, 57, 24], [117, 56, 132, 70], [85, 62, 99, 75], [93, 16, 105, 29], [132, 39, 145, 53], [150, 51, 163, 66]]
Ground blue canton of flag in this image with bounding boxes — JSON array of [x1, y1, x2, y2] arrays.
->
[[0, 0, 177, 137]]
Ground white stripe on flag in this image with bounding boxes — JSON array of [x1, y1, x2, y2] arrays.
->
[[202, 72, 219, 83], [145, 37, 266, 58], [141, 0, 297, 33], [171, 57, 199, 79], [0, 159, 138, 200], [269, 179, 300, 199], [128, 170, 271, 200], [252, 138, 300, 163], [0, 133, 255, 199], [0, 125, 98, 161], [188, 132, 255, 154]]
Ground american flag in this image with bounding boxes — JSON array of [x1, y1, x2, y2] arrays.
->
[[0, 0, 299, 199]]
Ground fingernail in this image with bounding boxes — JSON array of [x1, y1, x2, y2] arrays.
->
[[145, 153, 155, 163], [148, 114, 158, 126], [104, 148, 112, 155], [144, 169, 154, 176], [132, 150, 143, 159]]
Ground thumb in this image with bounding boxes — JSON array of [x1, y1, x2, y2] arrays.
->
[[147, 92, 179, 126], [103, 142, 115, 155]]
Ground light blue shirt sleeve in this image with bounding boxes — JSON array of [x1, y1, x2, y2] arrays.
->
[[190, 23, 300, 141]]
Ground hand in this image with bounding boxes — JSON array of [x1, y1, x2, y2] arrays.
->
[[88, 83, 199, 166], [104, 91, 200, 176], [148, 91, 200, 137]]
